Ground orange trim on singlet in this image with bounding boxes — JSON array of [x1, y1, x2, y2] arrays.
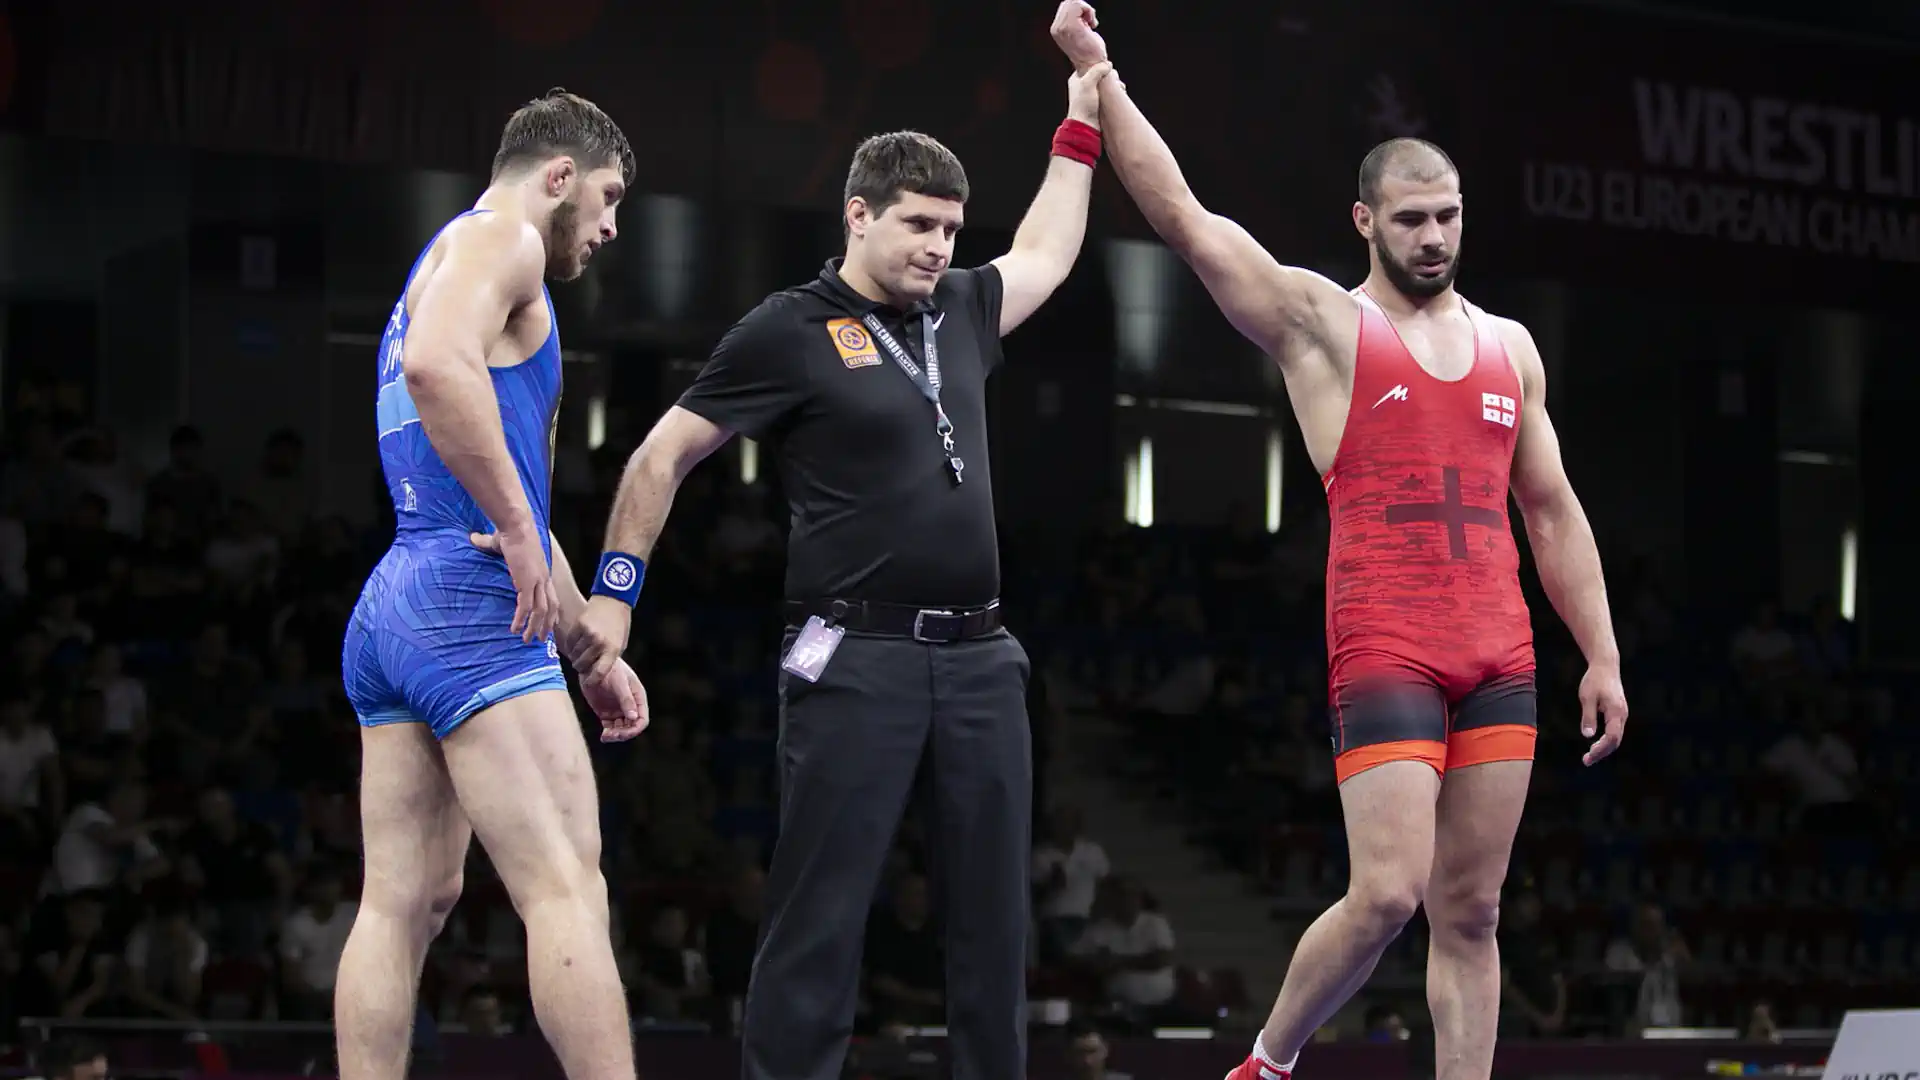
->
[[1334, 739, 1447, 784], [1444, 723, 1538, 770]]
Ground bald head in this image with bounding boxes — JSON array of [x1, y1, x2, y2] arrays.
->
[[1358, 138, 1459, 208]]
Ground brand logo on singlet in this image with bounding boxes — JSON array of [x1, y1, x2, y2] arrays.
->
[[1372, 384, 1409, 409], [400, 480, 417, 513], [1481, 392, 1516, 428], [601, 556, 637, 592], [546, 638, 560, 660]]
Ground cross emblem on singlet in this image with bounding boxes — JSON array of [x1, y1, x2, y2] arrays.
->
[[1385, 467, 1502, 559]]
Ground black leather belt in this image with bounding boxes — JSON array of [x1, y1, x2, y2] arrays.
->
[[784, 599, 1003, 643]]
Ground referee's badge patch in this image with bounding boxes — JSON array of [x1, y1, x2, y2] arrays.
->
[[827, 318, 881, 368]]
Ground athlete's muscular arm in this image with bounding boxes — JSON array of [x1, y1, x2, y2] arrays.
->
[[1095, 72, 1352, 368], [567, 406, 734, 680], [403, 213, 558, 641], [403, 214, 546, 539], [988, 53, 1110, 337], [1505, 320, 1629, 766]]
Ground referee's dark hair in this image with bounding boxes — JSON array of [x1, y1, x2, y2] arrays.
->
[[1357, 137, 1458, 207], [492, 87, 636, 187], [38, 1036, 106, 1080], [843, 131, 970, 224]]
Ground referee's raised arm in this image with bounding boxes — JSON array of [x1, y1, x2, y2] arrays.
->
[[988, 22, 1113, 335]]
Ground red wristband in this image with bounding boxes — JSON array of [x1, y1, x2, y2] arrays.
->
[[1051, 118, 1102, 167]]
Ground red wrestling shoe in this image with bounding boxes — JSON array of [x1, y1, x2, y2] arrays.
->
[[1225, 1052, 1292, 1080]]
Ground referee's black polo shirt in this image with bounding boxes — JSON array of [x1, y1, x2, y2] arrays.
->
[[676, 258, 1007, 608]]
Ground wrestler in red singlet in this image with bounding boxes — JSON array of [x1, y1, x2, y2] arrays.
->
[[1323, 287, 1538, 783], [1050, 8, 1629, 1079]]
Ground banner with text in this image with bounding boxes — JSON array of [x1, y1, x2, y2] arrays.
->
[[11, 0, 1918, 308], [1461, 5, 1920, 303]]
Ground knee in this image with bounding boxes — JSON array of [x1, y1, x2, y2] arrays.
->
[[424, 871, 465, 937], [1428, 882, 1501, 943], [1347, 879, 1425, 937]]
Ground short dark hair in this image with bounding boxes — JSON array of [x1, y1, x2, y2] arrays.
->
[[491, 88, 635, 187], [1357, 137, 1459, 207], [843, 131, 969, 221]]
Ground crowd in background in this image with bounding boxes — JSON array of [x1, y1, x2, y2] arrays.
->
[[0, 372, 1910, 1061]]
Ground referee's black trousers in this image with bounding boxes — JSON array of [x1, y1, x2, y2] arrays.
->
[[740, 628, 1033, 1080]]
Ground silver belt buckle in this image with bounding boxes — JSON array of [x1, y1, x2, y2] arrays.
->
[[912, 609, 949, 643]]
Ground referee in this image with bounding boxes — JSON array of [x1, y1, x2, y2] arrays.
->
[[567, 16, 1114, 1080]]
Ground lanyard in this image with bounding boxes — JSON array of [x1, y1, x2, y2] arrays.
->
[[861, 311, 965, 485]]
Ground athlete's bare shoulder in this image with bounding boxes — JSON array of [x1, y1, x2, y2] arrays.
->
[[1477, 305, 1547, 402], [414, 211, 546, 312], [404, 210, 551, 366]]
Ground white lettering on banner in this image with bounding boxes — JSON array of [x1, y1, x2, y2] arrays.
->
[[1521, 80, 1920, 264]]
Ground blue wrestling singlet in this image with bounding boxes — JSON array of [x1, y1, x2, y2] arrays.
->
[[341, 210, 568, 739]]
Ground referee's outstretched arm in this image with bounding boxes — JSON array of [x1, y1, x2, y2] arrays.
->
[[567, 405, 733, 677], [985, 42, 1112, 336]]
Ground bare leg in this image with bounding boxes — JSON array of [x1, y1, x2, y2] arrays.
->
[[1426, 760, 1531, 1080], [336, 724, 472, 1080], [441, 690, 633, 1080], [1258, 761, 1441, 1062]]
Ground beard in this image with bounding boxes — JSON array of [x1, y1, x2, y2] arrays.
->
[[1375, 232, 1460, 299], [544, 196, 583, 281]]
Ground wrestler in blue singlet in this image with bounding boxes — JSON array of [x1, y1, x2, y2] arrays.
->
[[341, 210, 566, 739]]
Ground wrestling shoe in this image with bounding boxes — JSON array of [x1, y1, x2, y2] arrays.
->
[[1224, 1052, 1291, 1080]]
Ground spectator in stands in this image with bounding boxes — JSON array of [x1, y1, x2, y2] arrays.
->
[[144, 426, 220, 539], [19, 889, 118, 1019], [130, 501, 206, 620], [38, 496, 123, 601], [1728, 601, 1795, 677], [3, 416, 76, 526], [203, 499, 280, 592], [85, 644, 147, 739], [703, 864, 764, 1025], [40, 592, 95, 652], [0, 489, 25, 584], [0, 693, 59, 853], [250, 428, 310, 542], [1603, 902, 1689, 1032], [54, 690, 121, 807], [1363, 1002, 1410, 1042], [1797, 595, 1855, 676], [51, 779, 168, 896], [1032, 805, 1110, 961], [1135, 593, 1215, 719], [177, 788, 290, 954], [459, 984, 513, 1036], [1746, 1001, 1781, 1043], [152, 622, 260, 778], [1068, 877, 1177, 1016], [864, 872, 944, 1027], [32, 1036, 108, 1080], [1497, 886, 1566, 1036], [1067, 1021, 1132, 1080], [7, 626, 54, 700], [622, 719, 725, 878], [65, 428, 143, 536], [1761, 699, 1865, 837], [279, 865, 357, 1020], [632, 904, 710, 1022], [121, 894, 208, 1020]]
